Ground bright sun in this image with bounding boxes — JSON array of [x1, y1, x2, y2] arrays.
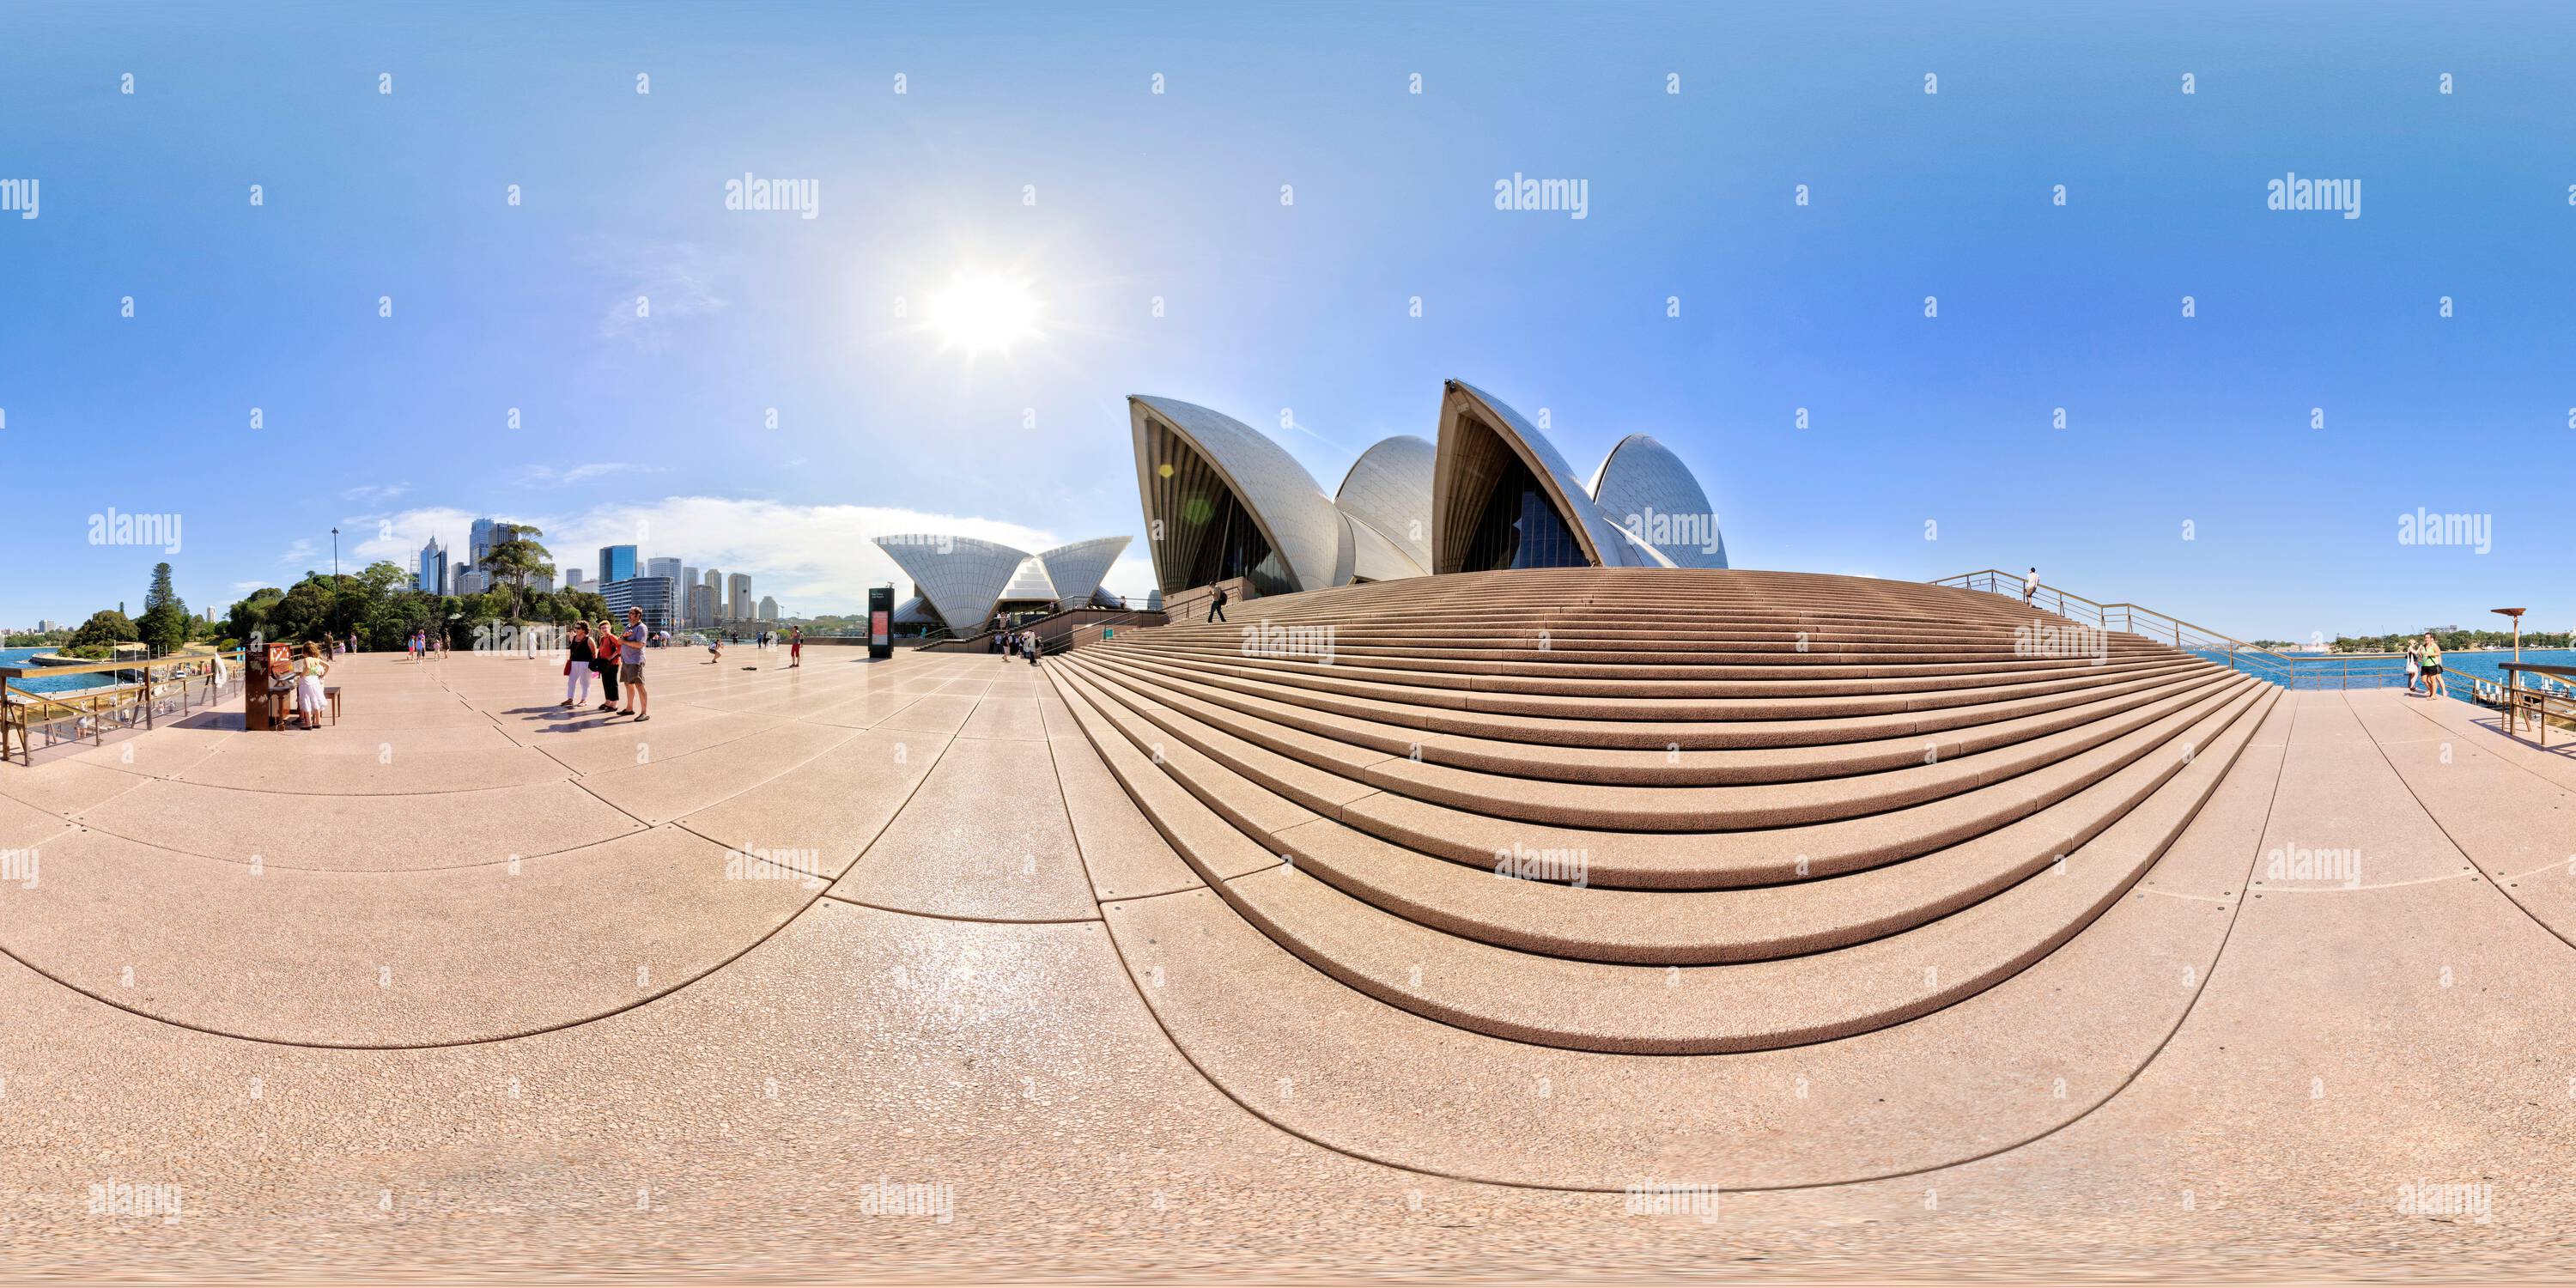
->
[[924, 271, 1041, 355]]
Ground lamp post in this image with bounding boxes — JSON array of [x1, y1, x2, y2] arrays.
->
[[331, 527, 340, 580], [2494, 608, 2526, 663]]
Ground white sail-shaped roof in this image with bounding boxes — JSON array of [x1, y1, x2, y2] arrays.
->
[[1130, 395, 1346, 596], [872, 534, 1031, 632], [1433, 380, 1656, 573], [1036, 536, 1131, 608], [1334, 434, 1434, 578], [1589, 433, 1726, 569]]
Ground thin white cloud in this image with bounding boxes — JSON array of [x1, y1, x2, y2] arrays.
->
[[341, 482, 411, 502], [592, 240, 728, 347], [278, 538, 317, 566], [515, 462, 665, 489]]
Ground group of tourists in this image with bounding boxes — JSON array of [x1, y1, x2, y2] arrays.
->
[[993, 625, 1042, 665], [2404, 634, 2447, 698], [562, 608, 652, 720]]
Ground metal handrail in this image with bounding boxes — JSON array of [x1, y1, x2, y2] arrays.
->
[[1931, 568, 2317, 689], [3, 648, 246, 765]]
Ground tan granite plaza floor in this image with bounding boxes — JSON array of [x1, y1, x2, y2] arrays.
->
[[3, 647, 2573, 1281]]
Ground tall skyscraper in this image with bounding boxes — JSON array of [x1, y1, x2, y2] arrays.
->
[[416, 536, 448, 596], [687, 581, 715, 629], [601, 575, 678, 638], [727, 574, 751, 622], [597, 544, 638, 583], [469, 518, 500, 568], [646, 556, 682, 583], [678, 565, 697, 612], [702, 568, 724, 619], [758, 595, 779, 622]]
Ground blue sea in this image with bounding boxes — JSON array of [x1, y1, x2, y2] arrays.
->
[[0, 647, 125, 695], [2196, 647, 2576, 697]]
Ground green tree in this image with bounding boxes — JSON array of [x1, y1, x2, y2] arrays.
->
[[136, 562, 191, 653], [67, 609, 141, 648], [478, 524, 556, 621]]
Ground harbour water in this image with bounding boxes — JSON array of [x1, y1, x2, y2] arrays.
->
[[0, 647, 123, 696]]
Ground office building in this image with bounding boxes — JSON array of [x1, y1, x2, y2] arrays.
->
[[600, 575, 678, 638], [597, 544, 638, 584], [416, 537, 448, 596]]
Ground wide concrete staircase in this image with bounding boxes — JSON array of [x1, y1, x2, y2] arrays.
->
[[1042, 568, 2284, 1185]]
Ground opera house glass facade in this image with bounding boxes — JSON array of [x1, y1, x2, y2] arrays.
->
[[1127, 378, 1724, 598]]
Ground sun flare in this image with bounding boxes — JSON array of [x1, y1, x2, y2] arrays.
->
[[923, 271, 1042, 355]]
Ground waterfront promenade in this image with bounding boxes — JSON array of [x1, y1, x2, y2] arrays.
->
[[3, 647, 2574, 1279]]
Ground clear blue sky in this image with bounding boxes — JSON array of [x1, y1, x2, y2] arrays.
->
[[3, 1, 2567, 640]]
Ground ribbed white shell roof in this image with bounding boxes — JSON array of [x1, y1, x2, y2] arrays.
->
[[1130, 396, 1345, 595], [1334, 434, 1434, 578], [872, 534, 1031, 631], [1589, 432, 1727, 569]]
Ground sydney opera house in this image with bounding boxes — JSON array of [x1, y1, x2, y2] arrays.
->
[[1127, 379, 1727, 600], [872, 533, 1131, 635]]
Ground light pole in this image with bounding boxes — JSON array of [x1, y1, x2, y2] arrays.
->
[[331, 527, 340, 580]]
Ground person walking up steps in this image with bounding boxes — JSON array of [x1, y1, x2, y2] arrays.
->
[[1206, 584, 1228, 623], [2022, 568, 2039, 606], [619, 607, 651, 720]]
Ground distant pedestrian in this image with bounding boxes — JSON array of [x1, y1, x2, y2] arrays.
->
[[1207, 585, 1229, 623], [2022, 568, 2039, 606], [619, 607, 651, 721], [2419, 633, 2446, 700], [348, 630, 359, 655], [2404, 640, 2424, 694], [788, 626, 802, 667], [1024, 629, 1040, 665]]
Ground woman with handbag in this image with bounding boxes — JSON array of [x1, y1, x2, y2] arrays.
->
[[562, 622, 595, 708]]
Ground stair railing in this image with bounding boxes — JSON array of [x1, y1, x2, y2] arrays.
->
[[1930, 568, 2305, 688]]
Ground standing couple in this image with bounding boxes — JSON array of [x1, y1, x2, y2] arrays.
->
[[2405, 634, 2445, 698]]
